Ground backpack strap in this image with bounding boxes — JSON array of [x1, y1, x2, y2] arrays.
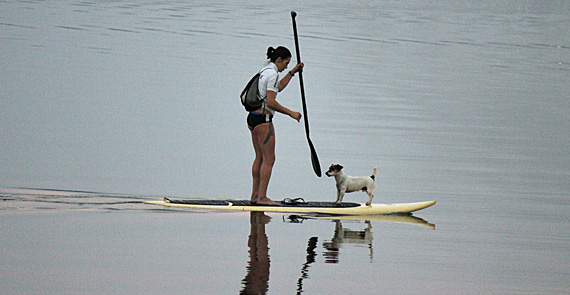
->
[[258, 68, 270, 113]]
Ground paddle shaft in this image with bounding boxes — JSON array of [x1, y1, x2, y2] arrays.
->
[[291, 14, 310, 135], [291, 11, 322, 177]]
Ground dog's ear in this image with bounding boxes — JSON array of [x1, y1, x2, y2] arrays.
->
[[335, 164, 343, 170]]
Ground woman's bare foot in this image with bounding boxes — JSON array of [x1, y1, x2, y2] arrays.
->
[[255, 197, 279, 206]]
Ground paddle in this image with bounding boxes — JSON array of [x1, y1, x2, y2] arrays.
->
[[291, 11, 322, 177]]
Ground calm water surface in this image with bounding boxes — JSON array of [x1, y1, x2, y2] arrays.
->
[[1, 0, 569, 294]]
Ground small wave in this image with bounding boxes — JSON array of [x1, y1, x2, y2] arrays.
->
[[0, 188, 162, 213], [0, 22, 37, 29], [108, 27, 140, 34], [55, 25, 88, 31]]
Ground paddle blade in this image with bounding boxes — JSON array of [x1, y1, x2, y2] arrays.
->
[[308, 139, 322, 177]]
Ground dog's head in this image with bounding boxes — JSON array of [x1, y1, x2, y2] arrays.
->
[[325, 164, 343, 177]]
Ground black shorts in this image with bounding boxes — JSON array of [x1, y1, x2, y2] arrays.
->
[[247, 112, 273, 129]]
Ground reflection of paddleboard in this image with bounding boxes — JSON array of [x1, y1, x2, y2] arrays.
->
[[293, 214, 436, 229], [146, 198, 436, 215]]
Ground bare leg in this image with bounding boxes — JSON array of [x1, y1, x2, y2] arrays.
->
[[251, 123, 278, 206], [250, 128, 262, 202]]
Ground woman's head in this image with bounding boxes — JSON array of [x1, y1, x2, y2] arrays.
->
[[266, 46, 291, 62], [266, 46, 292, 72]]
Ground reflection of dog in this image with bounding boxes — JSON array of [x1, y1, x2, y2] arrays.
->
[[325, 164, 377, 206], [323, 220, 374, 264]]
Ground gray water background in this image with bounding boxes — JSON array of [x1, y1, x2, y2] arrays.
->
[[1, 1, 569, 294]]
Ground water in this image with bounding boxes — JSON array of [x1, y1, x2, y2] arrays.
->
[[1, 1, 569, 294]]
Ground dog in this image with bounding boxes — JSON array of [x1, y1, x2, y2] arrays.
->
[[325, 164, 377, 206]]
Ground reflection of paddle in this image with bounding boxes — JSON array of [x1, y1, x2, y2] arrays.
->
[[296, 237, 318, 294], [291, 11, 322, 177]]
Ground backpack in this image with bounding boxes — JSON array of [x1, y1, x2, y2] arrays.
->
[[240, 69, 268, 111]]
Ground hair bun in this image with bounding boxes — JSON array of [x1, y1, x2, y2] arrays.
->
[[265, 46, 292, 62], [266, 47, 275, 59]]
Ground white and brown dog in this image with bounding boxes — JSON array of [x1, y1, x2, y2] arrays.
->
[[325, 164, 377, 206]]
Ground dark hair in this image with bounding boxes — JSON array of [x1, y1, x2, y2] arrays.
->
[[266, 46, 291, 62]]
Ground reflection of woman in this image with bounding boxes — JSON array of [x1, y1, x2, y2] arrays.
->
[[247, 46, 304, 206], [240, 211, 271, 294]]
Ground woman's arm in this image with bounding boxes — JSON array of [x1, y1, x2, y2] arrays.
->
[[278, 63, 304, 92], [266, 90, 301, 122], [278, 73, 293, 92]]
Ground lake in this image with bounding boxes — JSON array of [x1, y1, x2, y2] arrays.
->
[[1, 0, 569, 294]]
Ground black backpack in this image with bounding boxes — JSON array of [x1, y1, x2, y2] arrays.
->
[[240, 69, 268, 111]]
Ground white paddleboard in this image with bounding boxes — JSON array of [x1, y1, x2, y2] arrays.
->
[[146, 198, 436, 215]]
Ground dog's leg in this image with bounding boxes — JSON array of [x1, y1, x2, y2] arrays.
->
[[336, 190, 346, 204], [366, 192, 374, 206], [338, 190, 346, 204], [334, 190, 341, 204]]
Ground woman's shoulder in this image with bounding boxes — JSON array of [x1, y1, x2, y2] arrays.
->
[[260, 63, 278, 76]]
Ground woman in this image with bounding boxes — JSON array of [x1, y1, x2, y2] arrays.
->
[[247, 46, 303, 205]]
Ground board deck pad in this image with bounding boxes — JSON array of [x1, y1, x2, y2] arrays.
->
[[167, 199, 361, 208]]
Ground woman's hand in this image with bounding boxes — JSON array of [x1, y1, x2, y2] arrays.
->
[[290, 111, 302, 122], [291, 62, 304, 75]]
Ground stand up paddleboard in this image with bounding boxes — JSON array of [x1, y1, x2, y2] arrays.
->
[[146, 198, 436, 215]]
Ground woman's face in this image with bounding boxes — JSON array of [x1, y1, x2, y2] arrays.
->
[[274, 57, 291, 72]]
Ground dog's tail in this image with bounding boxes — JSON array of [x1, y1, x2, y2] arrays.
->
[[371, 166, 377, 181]]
